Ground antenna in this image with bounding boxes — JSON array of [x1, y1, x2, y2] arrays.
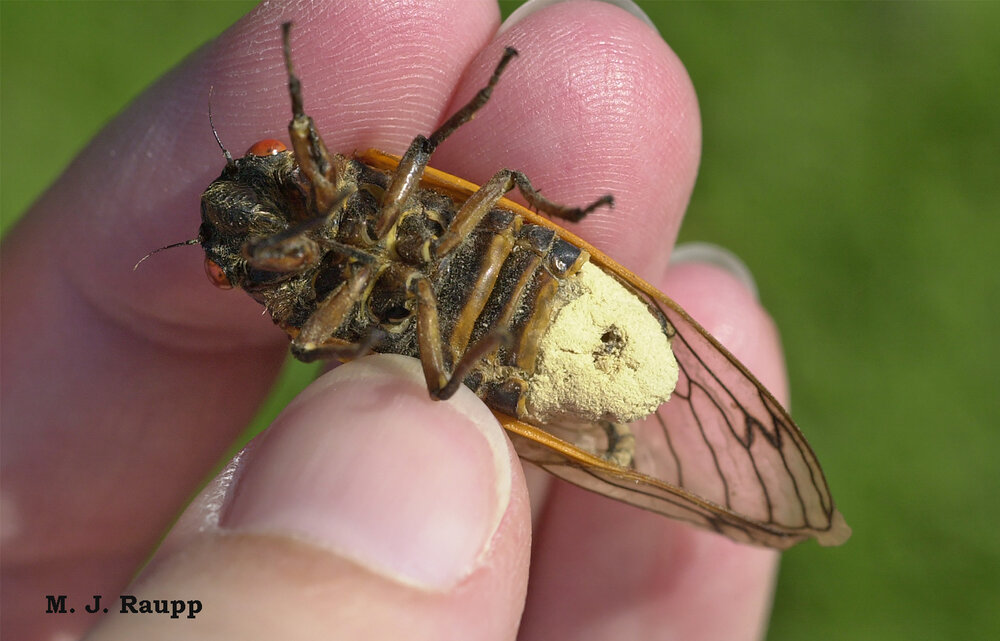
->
[[133, 238, 200, 271], [208, 86, 234, 166]]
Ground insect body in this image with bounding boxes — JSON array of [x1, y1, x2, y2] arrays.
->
[[198, 24, 849, 548]]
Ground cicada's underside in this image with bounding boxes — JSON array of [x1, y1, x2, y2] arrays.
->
[[196, 23, 849, 549]]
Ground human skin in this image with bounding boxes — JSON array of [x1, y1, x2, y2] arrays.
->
[[0, 1, 785, 639]]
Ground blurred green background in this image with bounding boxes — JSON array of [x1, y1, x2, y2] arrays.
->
[[2, 1, 997, 639]]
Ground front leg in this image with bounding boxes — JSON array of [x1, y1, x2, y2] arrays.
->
[[243, 187, 357, 273], [291, 262, 375, 362], [290, 326, 384, 363], [282, 22, 348, 214]]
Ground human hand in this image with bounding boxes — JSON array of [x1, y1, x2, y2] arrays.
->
[[1, 1, 786, 639]]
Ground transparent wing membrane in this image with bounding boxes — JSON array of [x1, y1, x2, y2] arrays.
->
[[363, 149, 850, 548], [649, 298, 848, 545]]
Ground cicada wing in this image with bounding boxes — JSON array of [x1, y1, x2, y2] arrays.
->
[[497, 278, 851, 548], [492, 252, 851, 548], [359, 148, 849, 548], [498, 415, 806, 548], [637, 295, 850, 546]]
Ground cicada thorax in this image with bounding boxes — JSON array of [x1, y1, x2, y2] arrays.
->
[[199, 150, 314, 317]]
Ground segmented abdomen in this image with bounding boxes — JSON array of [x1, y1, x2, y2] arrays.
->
[[431, 207, 589, 414]]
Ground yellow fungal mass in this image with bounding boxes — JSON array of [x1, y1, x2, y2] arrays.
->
[[525, 262, 678, 424]]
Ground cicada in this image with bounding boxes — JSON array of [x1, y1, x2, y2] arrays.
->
[[195, 24, 849, 548]]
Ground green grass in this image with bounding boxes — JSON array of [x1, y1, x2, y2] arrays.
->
[[3, 2, 997, 639]]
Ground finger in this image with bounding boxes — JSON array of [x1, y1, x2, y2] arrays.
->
[[432, 0, 701, 278], [520, 257, 783, 641], [87, 356, 531, 641], [0, 2, 501, 639]]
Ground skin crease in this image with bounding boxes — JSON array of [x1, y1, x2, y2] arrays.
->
[[0, 1, 785, 639]]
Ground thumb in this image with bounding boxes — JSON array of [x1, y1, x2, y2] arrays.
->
[[89, 355, 530, 641]]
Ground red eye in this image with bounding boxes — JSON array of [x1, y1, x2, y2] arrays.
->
[[246, 139, 287, 156], [204, 257, 233, 289]]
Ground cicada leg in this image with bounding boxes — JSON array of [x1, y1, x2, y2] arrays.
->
[[426, 47, 520, 149], [374, 46, 613, 240], [372, 135, 434, 240], [433, 169, 613, 256], [290, 263, 376, 362], [290, 327, 385, 363], [282, 23, 348, 214], [243, 188, 357, 273], [409, 272, 511, 400], [601, 421, 636, 468], [372, 47, 520, 239]]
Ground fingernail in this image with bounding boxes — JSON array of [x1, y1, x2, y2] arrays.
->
[[500, 0, 656, 33], [221, 354, 512, 590], [670, 242, 759, 301]]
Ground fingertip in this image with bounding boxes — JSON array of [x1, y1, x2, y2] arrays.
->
[[501, 0, 659, 34], [120, 355, 531, 640], [434, 0, 701, 275], [217, 355, 518, 590], [662, 254, 789, 406], [670, 241, 760, 301]]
